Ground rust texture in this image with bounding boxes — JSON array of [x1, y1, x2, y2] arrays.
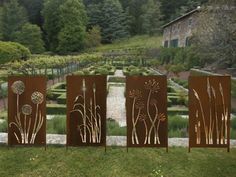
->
[[8, 76, 46, 146], [67, 76, 106, 146], [189, 76, 231, 150], [126, 76, 168, 147]]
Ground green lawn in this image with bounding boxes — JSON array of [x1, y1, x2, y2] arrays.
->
[[95, 35, 162, 52], [0, 146, 235, 177]]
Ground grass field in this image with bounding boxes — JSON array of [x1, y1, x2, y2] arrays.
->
[[0, 146, 235, 177], [95, 35, 162, 52]]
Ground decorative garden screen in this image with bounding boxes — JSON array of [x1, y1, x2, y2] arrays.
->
[[189, 76, 231, 151], [126, 76, 168, 148], [66, 76, 106, 147], [8, 76, 46, 146]]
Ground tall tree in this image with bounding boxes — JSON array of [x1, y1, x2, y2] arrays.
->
[[15, 23, 45, 54], [19, 0, 43, 26], [42, 0, 64, 51], [100, 0, 130, 43], [57, 0, 87, 53], [141, 0, 162, 35], [83, 0, 103, 6], [2, 0, 27, 41], [87, 3, 102, 29], [0, 7, 3, 40], [126, 0, 147, 35]]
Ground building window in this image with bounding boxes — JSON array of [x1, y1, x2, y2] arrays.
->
[[170, 39, 179, 48], [177, 23, 181, 32], [188, 18, 193, 27], [164, 41, 169, 48], [164, 28, 168, 35], [185, 37, 191, 47]]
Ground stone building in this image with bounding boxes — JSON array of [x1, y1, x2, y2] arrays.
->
[[162, 7, 200, 48]]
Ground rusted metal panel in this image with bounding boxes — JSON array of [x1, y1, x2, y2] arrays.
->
[[189, 76, 231, 150], [126, 76, 168, 148], [8, 76, 46, 146], [67, 76, 106, 147]]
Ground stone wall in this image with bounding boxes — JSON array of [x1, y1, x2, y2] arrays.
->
[[162, 12, 198, 47]]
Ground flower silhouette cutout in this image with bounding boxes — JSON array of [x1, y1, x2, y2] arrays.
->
[[144, 79, 160, 93], [11, 81, 25, 95], [139, 114, 147, 121], [129, 89, 142, 99], [31, 91, 44, 104], [135, 101, 145, 109], [22, 104, 32, 116]]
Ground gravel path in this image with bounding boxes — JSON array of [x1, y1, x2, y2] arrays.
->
[[107, 86, 126, 126], [107, 70, 126, 126]]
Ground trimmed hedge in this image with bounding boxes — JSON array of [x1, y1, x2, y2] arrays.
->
[[0, 41, 31, 64], [108, 76, 126, 83], [49, 82, 66, 90], [47, 104, 66, 115], [47, 91, 63, 100], [57, 94, 66, 104], [168, 96, 179, 105], [50, 89, 66, 93], [123, 66, 154, 76], [168, 107, 188, 115]]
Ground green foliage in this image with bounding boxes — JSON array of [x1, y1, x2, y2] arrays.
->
[[74, 64, 116, 75], [87, 3, 102, 29], [57, 94, 66, 104], [123, 65, 154, 76], [46, 104, 66, 115], [42, 0, 64, 51], [159, 47, 201, 70], [100, 0, 130, 43], [141, 0, 162, 35], [2, 0, 27, 41], [57, 0, 87, 53], [19, 0, 44, 26], [120, 0, 147, 35], [84, 26, 102, 48], [14, 23, 45, 54], [169, 64, 186, 74], [172, 78, 188, 88], [168, 106, 188, 115], [0, 41, 31, 64], [159, 47, 180, 64], [47, 115, 66, 134], [107, 119, 126, 136], [147, 59, 161, 67], [184, 46, 201, 69], [170, 116, 187, 131], [232, 79, 236, 99], [96, 35, 162, 51], [0, 120, 7, 132], [0, 7, 3, 40], [1, 147, 236, 177]]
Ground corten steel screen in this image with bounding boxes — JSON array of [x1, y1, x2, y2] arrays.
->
[[67, 76, 106, 146], [189, 76, 231, 151], [126, 76, 168, 148], [8, 76, 46, 146]]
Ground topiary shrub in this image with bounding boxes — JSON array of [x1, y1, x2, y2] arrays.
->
[[0, 41, 31, 64]]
